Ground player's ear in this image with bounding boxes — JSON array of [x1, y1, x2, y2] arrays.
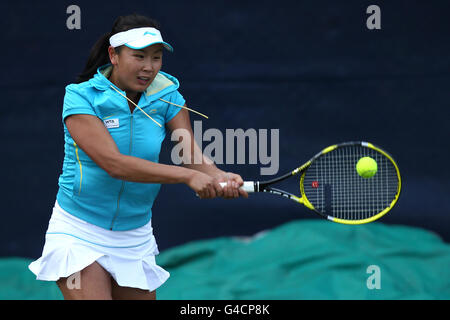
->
[[108, 46, 119, 65]]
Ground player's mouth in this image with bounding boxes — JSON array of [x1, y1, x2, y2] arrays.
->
[[137, 76, 151, 85]]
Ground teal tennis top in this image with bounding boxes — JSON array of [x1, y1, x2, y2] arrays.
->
[[56, 64, 185, 231]]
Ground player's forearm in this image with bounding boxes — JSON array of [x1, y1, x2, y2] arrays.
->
[[109, 154, 194, 184], [181, 145, 223, 177], [184, 162, 223, 177]]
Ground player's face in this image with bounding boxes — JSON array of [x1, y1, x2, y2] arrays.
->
[[109, 44, 163, 93]]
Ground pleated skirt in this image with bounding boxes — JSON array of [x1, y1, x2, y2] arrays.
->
[[28, 201, 170, 292]]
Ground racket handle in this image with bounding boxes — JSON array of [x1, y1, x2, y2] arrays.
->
[[219, 181, 256, 193]]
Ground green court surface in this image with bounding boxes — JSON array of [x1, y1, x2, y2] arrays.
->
[[2, 220, 450, 299]]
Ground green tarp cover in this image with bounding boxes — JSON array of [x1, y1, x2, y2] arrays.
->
[[1, 220, 450, 299]]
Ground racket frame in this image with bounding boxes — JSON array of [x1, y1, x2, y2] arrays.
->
[[253, 141, 402, 225]]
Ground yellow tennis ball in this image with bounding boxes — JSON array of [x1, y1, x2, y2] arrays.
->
[[356, 157, 378, 178]]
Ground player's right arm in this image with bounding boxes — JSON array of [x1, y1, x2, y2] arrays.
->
[[64, 114, 223, 198]]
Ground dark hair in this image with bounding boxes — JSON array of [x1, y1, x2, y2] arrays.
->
[[75, 14, 161, 83]]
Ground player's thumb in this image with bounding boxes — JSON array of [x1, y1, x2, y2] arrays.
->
[[230, 173, 244, 186]]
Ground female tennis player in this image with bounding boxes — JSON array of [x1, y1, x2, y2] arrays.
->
[[28, 13, 248, 300]]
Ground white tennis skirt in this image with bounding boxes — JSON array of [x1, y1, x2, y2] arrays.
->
[[28, 200, 170, 292]]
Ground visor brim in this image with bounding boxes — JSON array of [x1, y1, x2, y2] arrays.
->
[[124, 40, 173, 52]]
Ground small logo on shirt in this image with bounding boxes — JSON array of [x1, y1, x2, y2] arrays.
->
[[103, 118, 119, 128]]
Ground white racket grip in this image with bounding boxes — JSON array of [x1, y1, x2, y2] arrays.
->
[[219, 181, 256, 193]]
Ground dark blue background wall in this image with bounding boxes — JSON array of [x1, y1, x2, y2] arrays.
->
[[1, 0, 449, 258]]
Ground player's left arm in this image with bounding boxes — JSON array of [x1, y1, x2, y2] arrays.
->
[[166, 107, 248, 198]]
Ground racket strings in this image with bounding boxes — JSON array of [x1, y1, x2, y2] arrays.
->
[[302, 145, 399, 221]]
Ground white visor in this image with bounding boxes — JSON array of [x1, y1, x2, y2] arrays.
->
[[109, 27, 173, 51]]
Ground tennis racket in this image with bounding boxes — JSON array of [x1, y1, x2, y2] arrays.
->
[[221, 141, 401, 225]]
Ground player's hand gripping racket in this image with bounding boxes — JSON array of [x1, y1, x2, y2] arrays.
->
[[221, 141, 401, 225]]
